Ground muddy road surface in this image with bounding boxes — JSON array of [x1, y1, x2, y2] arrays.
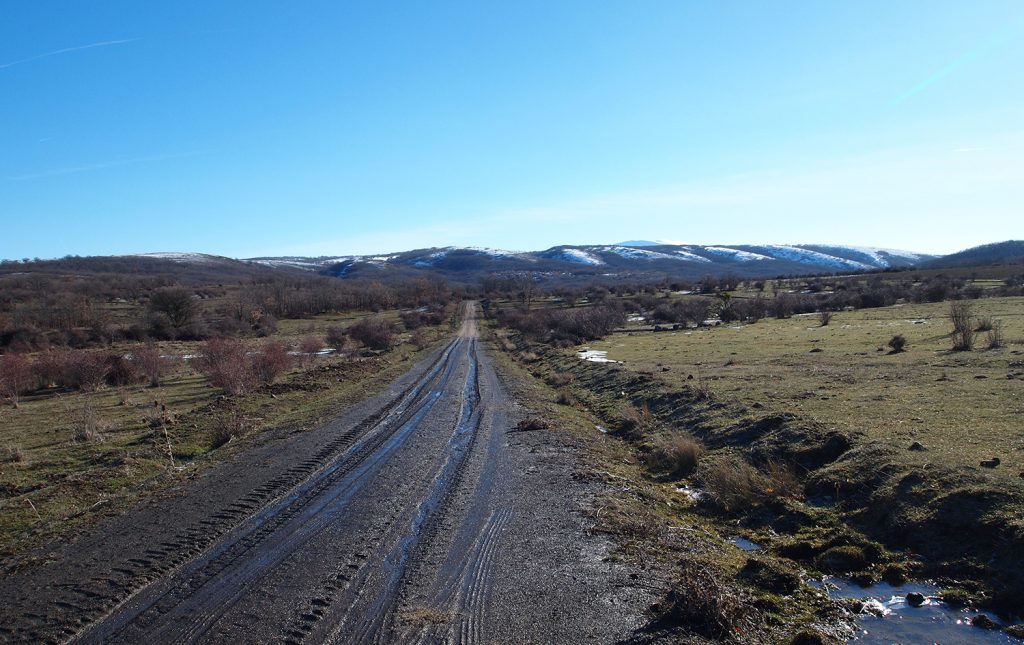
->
[[1, 306, 648, 644]]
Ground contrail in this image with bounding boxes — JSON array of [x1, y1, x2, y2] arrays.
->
[[892, 17, 1023, 105], [6, 150, 215, 181], [0, 38, 140, 70]]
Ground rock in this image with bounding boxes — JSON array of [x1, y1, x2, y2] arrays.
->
[[980, 457, 1000, 468], [1004, 624, 1024, 638], [789, 629, 829, 645], [972, 614, 999, 630], [906, 592, 926, 607], [809, 347, 823, 353], [909, 441, 926, 451]]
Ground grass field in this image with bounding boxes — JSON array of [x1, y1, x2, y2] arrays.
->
[[582, 296, 1024, 474], [0, 312, 449, 559]]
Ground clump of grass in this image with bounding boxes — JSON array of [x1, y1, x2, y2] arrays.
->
[[545, 370, 575, 388], [514, 417, 550, 432], [663, 560, 750, 639], [555, 387, 575, 406], [4, 445, 25, 463], [815, 545, 867, 574], [974, 316, 994, 332], [210, 414, 256, 448], [888, 334, 907, 353], [986, 320, 1004, 349], [699, 453, 765, 513], [618, 401, 658, 438], [644, 433, 704, 478], [72, 401, 106, 443], [763, 459, 804, 500]]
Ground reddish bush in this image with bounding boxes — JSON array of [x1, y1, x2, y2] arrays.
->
[[104, 352, 141, 387], [196, 337, 253, 395], [66, 352, 110, 392], [132, 344, 166, 387], [0, 353, 33, 406], [348, 318, 397, 351], [325, 325, 347, 348], [252, 340, 291, 386]]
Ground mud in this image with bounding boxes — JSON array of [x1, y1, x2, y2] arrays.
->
[[0, 306, 649, 644]]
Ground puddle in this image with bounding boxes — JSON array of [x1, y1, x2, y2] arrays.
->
[[813, 577, 1017, 644], [729, 536, 761, 551], [577, 349, 619, 363]]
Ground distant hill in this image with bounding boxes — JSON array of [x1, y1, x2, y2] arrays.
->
[[921, 241, 1024, 269], [248, 243, 933, 284]]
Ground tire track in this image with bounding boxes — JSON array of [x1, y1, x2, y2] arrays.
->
[[73, 336, 466, 644]]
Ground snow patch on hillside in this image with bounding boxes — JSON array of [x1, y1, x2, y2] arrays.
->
[[557, 248, 605, 265], [703, 247, 772, 262], [760, 245, 869, 270]]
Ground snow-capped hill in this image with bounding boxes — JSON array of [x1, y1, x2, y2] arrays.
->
[[130, 252, 229, 264]]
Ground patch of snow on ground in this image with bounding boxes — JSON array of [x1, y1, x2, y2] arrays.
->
[[671, 248, 712, 263], [702, 246, 773, 262], [578, 348, 619, 363]]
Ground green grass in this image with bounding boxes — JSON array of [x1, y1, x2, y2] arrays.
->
[[582, 296, 1024, 473]]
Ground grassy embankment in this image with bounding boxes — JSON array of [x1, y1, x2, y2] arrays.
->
[[492, 293, 1024, 641]]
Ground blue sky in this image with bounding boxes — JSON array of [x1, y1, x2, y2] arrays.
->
[[2, 1, 1022, 259]]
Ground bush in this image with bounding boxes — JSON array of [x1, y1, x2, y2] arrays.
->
[[0, 353, 33, 407], [132, 344, 166, 387], [325, 325, 347, 348], [196, 338, 253, 395], [103, 352, 141, 387], [949, 301, 974, 351], [148, 287, 200, 329], [888, 334, 907, 353], [348, 317, 397, 351], [66, 352, 110, 392], [663, 560, 750, 639], [252, 340, 291, 385], [210, 414, 255, 448], [645, 434, 704, 479], [819, 310, 833, 327]]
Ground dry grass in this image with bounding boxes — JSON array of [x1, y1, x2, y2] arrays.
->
[[664, 559, 750, 639], [580, 296, 1024, 472], [644, 434, 704, 478], [699, 454, 765, 513], [401, 606, 452, 628]]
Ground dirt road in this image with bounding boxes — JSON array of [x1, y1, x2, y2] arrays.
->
[[1, 305, 648, 644]]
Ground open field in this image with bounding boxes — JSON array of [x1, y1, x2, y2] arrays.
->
[[585, 296, 1024, 473], [0, 311, 451, 560]]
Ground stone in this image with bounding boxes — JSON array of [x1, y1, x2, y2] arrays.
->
[[971, 614, 999, 630], [906, 592, 926, 607]]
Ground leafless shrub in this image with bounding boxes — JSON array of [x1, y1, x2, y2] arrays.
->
[[645, 434, 705, 478], [0, 353, 33, 407], [986, 320, 1004, 349], [699, 454, 765, 513], [197, 337, 253, 395], [818, 310, 833, 327], [252, 340, 292, 385], [64, 351, 110, 392], [949, 301, 974, 351], [556, 387, 575, 406], [348, 317, 397, 351], [132, 344, 166, 387], [299, 335, 324, 356], [663, 560, 750, 639], [325, 325, 347, 349], [103, 352, 141, 387]]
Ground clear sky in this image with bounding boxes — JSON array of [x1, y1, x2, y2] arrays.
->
[[2, 1, 1022, 260]]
